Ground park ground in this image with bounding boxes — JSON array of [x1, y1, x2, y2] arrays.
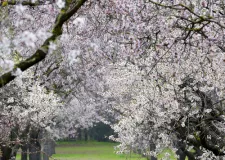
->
[[16, 141, 177, 160]]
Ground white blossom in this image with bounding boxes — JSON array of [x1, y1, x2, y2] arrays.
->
[[56, 0, 65, 9]]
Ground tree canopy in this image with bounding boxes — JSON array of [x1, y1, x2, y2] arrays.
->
[[0, 0, 225, 160]]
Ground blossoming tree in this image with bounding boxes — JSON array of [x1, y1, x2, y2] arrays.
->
[[0, 0, 225, 160], [93, 1, 225, 159]]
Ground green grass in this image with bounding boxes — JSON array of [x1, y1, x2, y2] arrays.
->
[[52, 140, 146, 160], [16, 141, 178, 160]]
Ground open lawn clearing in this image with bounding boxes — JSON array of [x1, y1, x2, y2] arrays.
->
[[52, 141, 146, 160], [16, 141, 178, 160]]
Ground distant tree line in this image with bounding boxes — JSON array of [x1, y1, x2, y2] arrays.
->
[[68, 122, 114, 142]]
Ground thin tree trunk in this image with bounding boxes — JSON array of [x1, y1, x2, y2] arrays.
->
[[176, 148, 186, 160], [29, 142, 41, 160], [29, 130, 41, 160], [149, 140, 157, 160], [0, 146, 12, 160], [21, 144, 28, 160], [84, 129, 88, 141]]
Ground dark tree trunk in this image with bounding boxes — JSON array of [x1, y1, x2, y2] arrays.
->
[[20, 125, 30, 160], [178, 142, 195, 160], [29, 142, 41, 160], [0, 146, 12, 160], [42, 139, 56, 160], [21, 144, 28, 160], [77, 128, 82, 140], [42, 151, 49, 160], [149, 140, 157, 160], [176, 141, 186, 160], [176, 148, 186, 160], [29, 130, 41, 160], [84, 129, 88, 141], [50, 140, 55, 154]]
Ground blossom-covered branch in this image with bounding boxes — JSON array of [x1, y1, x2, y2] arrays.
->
[[1, 0, 57, 6], [0, 0, 87, 88]]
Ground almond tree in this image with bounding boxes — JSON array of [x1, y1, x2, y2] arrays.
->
[[92, 1, 225, 159], [0, 0, 225, 160]]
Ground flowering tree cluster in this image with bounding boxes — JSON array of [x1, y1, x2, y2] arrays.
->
[[83, 0, 225, 159], [0, 69, 62, 159], [0, 70, 99, 159], [0, 1, 100, 159], [97, 1, 225, 159], [0, 0, 225, 160]]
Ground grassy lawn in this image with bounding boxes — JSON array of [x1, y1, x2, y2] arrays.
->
[[16, 141, 177, 160], [52, 141, 146, 160]]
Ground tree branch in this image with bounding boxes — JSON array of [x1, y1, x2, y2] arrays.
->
[[0, 0, 87, 88], [1, 0, 54, 6]]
